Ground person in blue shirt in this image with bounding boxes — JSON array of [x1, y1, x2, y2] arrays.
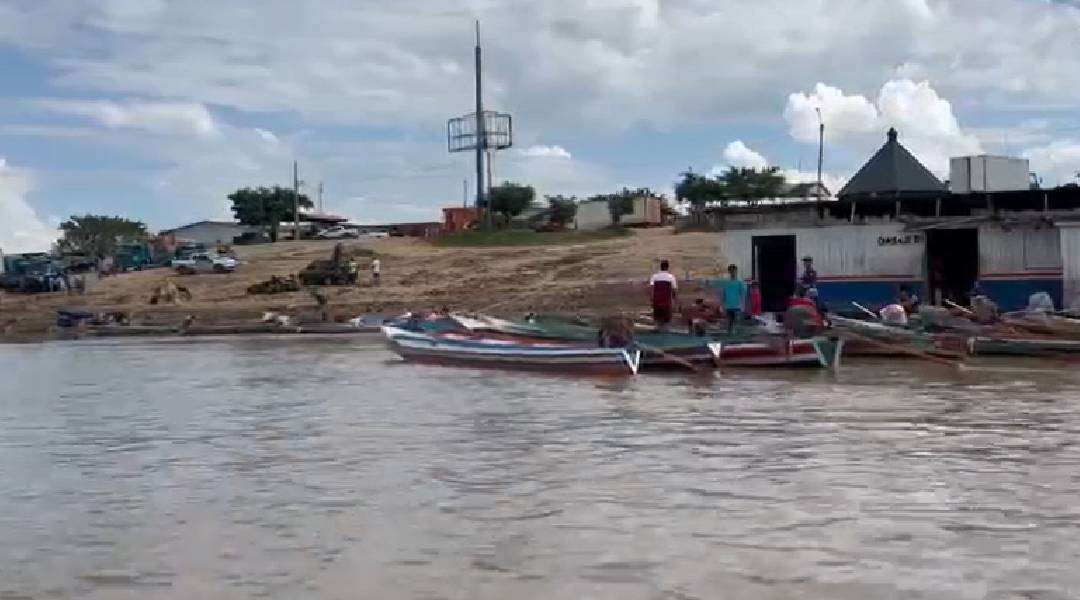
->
[[716, 264, 748, 334]]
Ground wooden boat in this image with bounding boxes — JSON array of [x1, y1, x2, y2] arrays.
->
[[714, 337, 842, 368], [829, 315, 966, 359], [411, 314, 717, 370], [519, 315, 839, 369], [295, 322, 381, 335], [87, 324, 182, 337], [1004, 314, 1080, 339], [381, 326, 641, 376], [967, 336, 1080, 356], [87, 321, 378, 338]]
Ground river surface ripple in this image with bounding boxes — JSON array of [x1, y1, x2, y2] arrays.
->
[[2, 337, 1080, 599]]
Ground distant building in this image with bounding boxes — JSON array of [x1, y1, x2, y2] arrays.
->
[[442, 207, 479, 233], [361, 222, 442, 237], [159, 221, 260, 246], [949, 155, 1030, 194], [574, 196, 664, 230], [782, 181, 831, 199], [714, 128, 1080, 312]]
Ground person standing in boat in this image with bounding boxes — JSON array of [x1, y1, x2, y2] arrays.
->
[[648, 259, 678, 330], [717, 264, 747, 334]]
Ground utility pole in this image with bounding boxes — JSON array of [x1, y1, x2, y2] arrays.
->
[[463, 179, 468, 208], [317, 182, 324, 214], [293, 160, 301, 241], [815, 108, 825, 198], [486, 148, 493, 200], [474, 20, 488, 229]]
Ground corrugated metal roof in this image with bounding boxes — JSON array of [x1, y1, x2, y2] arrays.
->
[[838, 128, 947, 199]]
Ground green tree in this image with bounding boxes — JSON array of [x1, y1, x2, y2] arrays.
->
[[57, 215, 147, 258], [718, 166, 786, 204], [545, 195, 578, 227], [603, 188, 636, 226], [488, 182, 535, 225], [228, 186, 313, 242], [675, 171, 727, 209]]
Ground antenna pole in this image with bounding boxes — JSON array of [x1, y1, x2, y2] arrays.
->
[[816, 108, 824, 197], [293, 160, 301, 241], [474, 20, 488, 229]]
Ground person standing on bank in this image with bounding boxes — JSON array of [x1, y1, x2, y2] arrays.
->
[[799, 255, 818, 294], [718, 264, 748, 334], [648, 259, 678, 330], [371, 257, 381, 286]]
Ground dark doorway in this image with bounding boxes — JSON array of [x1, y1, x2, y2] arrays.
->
[[926, 228, 979, 305], [752, 235, 796, 312]]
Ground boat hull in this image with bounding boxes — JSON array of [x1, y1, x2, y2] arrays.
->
[[829, 315, 966, 359], [383, 327, 641, 376], [715, 338, 841, 368], [968, 336, 1080, 356]]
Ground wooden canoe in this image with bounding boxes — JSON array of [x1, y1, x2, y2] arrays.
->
[[829, 315, 966, 359], [967, 336, 1080, 356], [382, 326, 642, 376]]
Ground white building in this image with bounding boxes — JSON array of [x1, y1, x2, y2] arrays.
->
[[159, 221, 260, 246], [712, 128, 1080, 311], [949, 155, 1031, 194], [574, 196, 663, 230]]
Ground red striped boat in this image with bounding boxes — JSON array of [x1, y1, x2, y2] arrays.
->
[[713, 338, 842, 368]]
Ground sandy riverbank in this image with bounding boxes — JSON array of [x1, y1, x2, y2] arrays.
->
[[0, 228, 725, 342]]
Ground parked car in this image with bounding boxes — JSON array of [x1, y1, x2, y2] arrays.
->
[[360, 230, 390, 239], [316, 226, 360, 240], [172, 253, 238, 274]]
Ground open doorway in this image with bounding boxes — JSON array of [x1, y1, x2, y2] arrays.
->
[[926, 228, 979, 305], [752, 235, 796, 312]]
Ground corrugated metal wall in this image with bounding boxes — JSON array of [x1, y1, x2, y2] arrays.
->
[[1061, 226, 1080, 310], [720, 224, 923, 279], [978, 225, 1061, 274]]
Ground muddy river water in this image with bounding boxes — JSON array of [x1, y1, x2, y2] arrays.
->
[[3, 336, 1080, 599]]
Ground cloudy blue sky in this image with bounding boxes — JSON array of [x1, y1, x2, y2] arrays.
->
[[2, 0, 1080, 251]]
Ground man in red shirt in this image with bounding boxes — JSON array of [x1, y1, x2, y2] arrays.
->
[[648, 259, 678, 329]]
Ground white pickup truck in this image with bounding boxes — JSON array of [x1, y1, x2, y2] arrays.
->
[[172, 253, 238, 274]]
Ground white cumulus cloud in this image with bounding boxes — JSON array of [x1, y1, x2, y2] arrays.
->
[[0, 159, 57, 253], [720, 140, 768, 170], [710, 141, 845, 196], [1023, 140, 1080, 187], [32, 99, 220, 138], [3, 0, 1078, 128], [784, 79, 982, 176], [519, 145, 572, 159]]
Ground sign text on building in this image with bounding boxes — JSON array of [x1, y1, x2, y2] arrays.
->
[[877, 234, 923, 246]]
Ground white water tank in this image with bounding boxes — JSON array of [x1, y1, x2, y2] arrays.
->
[[950, 155, 1030, 193]]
